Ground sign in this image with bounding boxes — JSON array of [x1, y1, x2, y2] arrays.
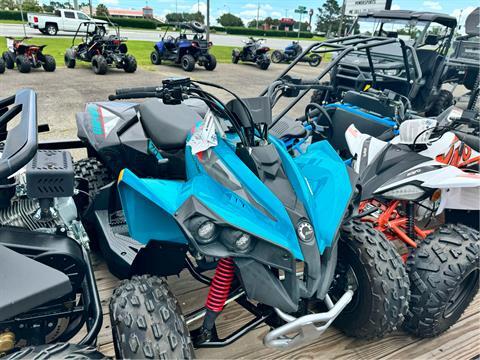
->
[[294, 6, 307, 14], [344, 0, 391, 16]]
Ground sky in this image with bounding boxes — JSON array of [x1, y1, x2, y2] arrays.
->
[[90, 0, 478, 27]]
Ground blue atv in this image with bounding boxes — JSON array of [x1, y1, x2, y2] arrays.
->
[[150, 21, 216, 72], [271, 41, 322, 67], [70, 77, 408, 358]]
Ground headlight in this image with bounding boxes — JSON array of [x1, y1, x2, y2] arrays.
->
[[381, 69, 401, 76], [297, 220, 314, 243], [221, 228, 254, 253], [381, 185, 425, 200], [189, 216, 218, 244]]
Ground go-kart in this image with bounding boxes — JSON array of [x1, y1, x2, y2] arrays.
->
[[64, 22, 137, 75], [310, 10, 458, 116], [56, 77, 409, 358], [232, 37, 271, 70], [271, 41, 321, 67], [2, 36, 56, 73], [0, 90, 104, 357], [150, 21, 216, 72]]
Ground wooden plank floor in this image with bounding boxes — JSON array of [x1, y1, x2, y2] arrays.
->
[[84, 254, 480, 359]]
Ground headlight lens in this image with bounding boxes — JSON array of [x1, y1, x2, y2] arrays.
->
[[189, 216, 218, 244], [381, 185, 425, 200], [221, 228, 254, 253]]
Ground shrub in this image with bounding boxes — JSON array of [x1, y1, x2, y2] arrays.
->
[[225, 26, 313, 38], [0, 10, 24, 21]]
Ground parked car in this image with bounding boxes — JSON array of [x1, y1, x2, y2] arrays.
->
[[27, 9, 108, 36], [150, 21, 216, 72]]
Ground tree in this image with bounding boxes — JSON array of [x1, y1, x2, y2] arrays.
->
[[315, 0, 341, 36], [166, 12, 204, 24], [21, 0, 43, 12], [217, 13, 243, 27], [96, 3, 109, 16], [0, 0, 17, 10]]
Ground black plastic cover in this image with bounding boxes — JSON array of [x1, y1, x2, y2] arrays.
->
[[26, 150, 74, 199], [0, 244, 71, 322]]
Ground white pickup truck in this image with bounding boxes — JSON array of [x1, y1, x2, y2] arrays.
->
[[27, 9, 109, 36]]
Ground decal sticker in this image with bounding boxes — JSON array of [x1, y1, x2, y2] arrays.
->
[[187, 110, 218, 155]]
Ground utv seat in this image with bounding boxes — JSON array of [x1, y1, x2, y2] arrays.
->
[[139, 99, 200, 150]]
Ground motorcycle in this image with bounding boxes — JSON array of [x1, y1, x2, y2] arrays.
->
[[271, 41, 321, 67], [72, 77, 409, 358], [232, 37, 271, 70]]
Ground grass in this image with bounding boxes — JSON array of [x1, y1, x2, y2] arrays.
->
[[0, 36, 236, 68], [0, 19, 24, 24]]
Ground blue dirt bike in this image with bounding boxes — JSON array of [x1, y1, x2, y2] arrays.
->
[[150, 21, 216, 72], [72, 78, 408, 359]]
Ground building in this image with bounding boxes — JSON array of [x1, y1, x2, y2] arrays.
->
[[82, 6, 154, 19]]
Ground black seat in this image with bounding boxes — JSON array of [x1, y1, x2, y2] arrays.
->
[[139, 99, 200, 151], [269, 116, 307, 139]]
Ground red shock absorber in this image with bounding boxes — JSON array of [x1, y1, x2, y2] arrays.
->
[[205, 257, 235, 312]]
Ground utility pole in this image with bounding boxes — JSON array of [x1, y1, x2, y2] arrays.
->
[[73, 0, 79, 10], [89, 0, 93, 16], [338, 0, 346, 36], [19, 0, 27, 37], [256, 1, 260, 29], [206, 0, 210, 42], [285, 9, 288, 18], [294, 5, 307, 39], [197, 0, 200, 13]]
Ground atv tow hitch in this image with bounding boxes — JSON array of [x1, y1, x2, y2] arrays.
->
[[263, 290, 354, 349]]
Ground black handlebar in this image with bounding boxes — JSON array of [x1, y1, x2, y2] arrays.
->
[[0, 89, 38, 179], [115, 86, 161, 95]]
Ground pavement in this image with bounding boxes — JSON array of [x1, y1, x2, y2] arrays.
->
[[0, 62, 317, 155], [0, 23, 319, 48]]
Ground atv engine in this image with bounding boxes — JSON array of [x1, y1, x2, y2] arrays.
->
[[0, 150, 90, 348]]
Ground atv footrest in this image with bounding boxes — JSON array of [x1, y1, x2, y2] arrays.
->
[[263, 290, 353, 349]]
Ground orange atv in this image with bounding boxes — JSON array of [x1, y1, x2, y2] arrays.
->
[[2, 36, 56, 73]]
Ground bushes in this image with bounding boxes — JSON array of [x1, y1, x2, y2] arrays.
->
[[0, 10, 24, 21], [225, 26, 314, 38], [94, 16, 157, 29]]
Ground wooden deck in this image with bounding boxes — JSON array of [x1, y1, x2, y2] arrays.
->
[[85, 254, 480, 359]]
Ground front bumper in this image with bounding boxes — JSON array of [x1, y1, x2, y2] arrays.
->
[[263, 290, 353, 349]]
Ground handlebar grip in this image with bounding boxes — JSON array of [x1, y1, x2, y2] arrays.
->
[[115, 86, 160, 95], [109, 92, 160, 100], [454, 131, 480, 152]]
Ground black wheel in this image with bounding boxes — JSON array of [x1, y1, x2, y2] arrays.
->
[[271, 50, 283, 63], [0, 58, 4, 74], [64, 49, 76, 68], [73, 157, 112, 215], [404, 224, 479, 337], [45, 23, 58, 36], [308, 54, 321, 67], [92, 54, 108, 75], [190, 20, 205, 33], [181, 54, 196, 72], [150, 50, 161, 65], [123, 54, 137, 73], [110, 275, 195, 359], [231, 50, 239, 64], [331, 220, 410, 339], [2, 51, 14, 69], [426, 89, 453, 116], [258, 59, 270, 70], [204, 54, 217, 71], [4, 343, 107, 359], [42, 54, 56, 72], [310, 82, 332, 105], [16, 55, 31, 73]]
